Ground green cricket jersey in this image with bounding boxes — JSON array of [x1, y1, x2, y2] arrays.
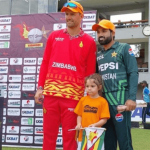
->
[[97, 42, 138, 105]]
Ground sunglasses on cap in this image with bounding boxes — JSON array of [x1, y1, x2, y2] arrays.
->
[[63, 2, 83, 12]]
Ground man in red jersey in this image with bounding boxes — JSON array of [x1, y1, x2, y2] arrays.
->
[[34, 1, 96, 150]]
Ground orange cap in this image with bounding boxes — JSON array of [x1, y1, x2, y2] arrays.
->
[[92, 19, 115, 32], [61, 1, 83, 15]]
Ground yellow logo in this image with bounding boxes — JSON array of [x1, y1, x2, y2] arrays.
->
[[111, 51, 117, 57], [43, 108, 47, 114], [79, 41, 83, 48]]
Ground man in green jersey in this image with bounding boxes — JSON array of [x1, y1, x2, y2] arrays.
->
[[92, 20, 138, 150]]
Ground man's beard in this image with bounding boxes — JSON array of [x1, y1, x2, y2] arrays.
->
[[98, 35, 112, 45]]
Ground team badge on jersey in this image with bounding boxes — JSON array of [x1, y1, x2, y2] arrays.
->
[[128, 48, 135, 56], [111, 51, 117, 57], [79, 41, 83, 48], [115, 113, 124, 122]]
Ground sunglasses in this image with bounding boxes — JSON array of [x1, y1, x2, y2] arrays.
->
[[63, 2, 83, 12]]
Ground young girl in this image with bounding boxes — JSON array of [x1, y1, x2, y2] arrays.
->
[[74, 73, 110, 149]]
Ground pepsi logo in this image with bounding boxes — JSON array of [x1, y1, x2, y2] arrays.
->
[[115, 113, 123, 122]]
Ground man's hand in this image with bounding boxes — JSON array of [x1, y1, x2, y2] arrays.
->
[[34, 89, 43, 104], [125, 100, 136, 111]]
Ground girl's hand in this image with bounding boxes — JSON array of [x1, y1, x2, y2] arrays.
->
[[75, 124, 82, 130], [88, 124, 96, 127]]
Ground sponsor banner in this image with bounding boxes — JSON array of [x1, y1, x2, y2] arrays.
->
[[84, 31, 96, 40], [25, 43, 43, 48], [7, 108, 20, 116], [0, 58, 8, 65], [6, 126, 19, 134], [22, 100, 35, 108], [0, 33, 10, 40], [21, 117, 34, 125], [56, 137, 63, 145], [38, 58, 42, 65], [8, 91, 21, 98], [24, 58, 36, 65], [8, 100, 20, 107], [83, 14, 96, 21], [4, 90, 7, 98], [3, 108, 6, 116], [8, 84, 21, 90], [22, 92, 35, 98], [0, 75, 7, 82], [7, 117, 20, 125], [9, 75, 21, 82], [37, 66, 40, 74], [22, 84, 35, 91], [34, 136, 43, 144], [0, 25, 11, 32], [58, 127, 62, 136], [82, 22, 95, 30], [23, 66, 36, 73], [35, 118, 43, 126], [0, 17, 11, 24], [21, 109, 34, 116], [37, 75, 39, 82], [10, 58, 22, 65], [3, 117, 6, 124], [34, 127, 43, 135], [2, 135, 5, 142], [0, 66, 8, 73], [0, 83, 7, 90], [20, 126, 34, 134], [6, 135, 19, 143], [0, 41, 10, 48], [20, 135, 33, 143], [23, 75, 36, 82], [2, 126, 5, 133], [35, 109, 43, 116], [53, 23, 66, 30]]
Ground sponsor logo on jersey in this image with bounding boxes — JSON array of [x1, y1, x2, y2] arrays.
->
[[97, 55, 104, 61], [79, 41, 83, 48], [111, 51, 117, 57], [99, 62, 118, 71], [115, 113, 124, 122], [55, 37, 64, 41], [128, 48, 135, 56]]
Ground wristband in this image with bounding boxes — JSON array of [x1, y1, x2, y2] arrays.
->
[[37, 86, 43, 90]]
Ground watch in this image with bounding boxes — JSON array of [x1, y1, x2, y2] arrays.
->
[[37, 86, 43, 90], [142, 25, 150, 36]]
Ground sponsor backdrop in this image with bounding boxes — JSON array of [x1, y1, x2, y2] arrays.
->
[[0, 11, 96, 148]]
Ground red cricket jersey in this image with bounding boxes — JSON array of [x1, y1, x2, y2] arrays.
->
[[38, 29, 96, 101]]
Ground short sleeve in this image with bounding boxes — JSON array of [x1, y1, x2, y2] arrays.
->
[[74, 97, 84, 116], [99, 98, 110, 119], [144, 88, 149, 95]]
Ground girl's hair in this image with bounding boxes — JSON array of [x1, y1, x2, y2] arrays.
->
[[85, 73, 102, 96]]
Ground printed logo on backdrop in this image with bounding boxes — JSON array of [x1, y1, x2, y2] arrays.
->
[[9, 75, 21, 82], [7, 118, 20, 125], [22, 100, 35, 107], [35, 127, 43, 135], [2, 135, 5, 142], [83, 14, 96, 21], [57, 137, 63, 145], [2, 126, 5, 133], [3, 117, 6, 124], [4, 90, 7, 98], [34, 136, 43, 144], [3, 108, 6, 116], [82, 22, 95, 30], [8, 100, 20, 107], [23, 66, 36, 73], [0, 84, 7, 90], [20, 136, 33, 143], [22, 92, 35, 98], [35, 109, 43, 116], [53, 23, 66, 30], [37, 66, 40, 74], [22, 84, 35, 91], [21, 117, 34, 125], [0, 42, 10, 48], [0, 33, 10, 40], [6, 126, 19, 134], [0, 17, 11, 24], [0, 67, 8, 73], [8, 91, 21, 98], [58, 127, 62, 136], [6, 135, 19, 143], [7, 108, 20, 116], [21, 109, 34, 116], [0, 75, 7, 82], [0, 25, 11, 32], [38, 58, 43, 65], [0, 58, 8, 65], [84, 31, 96, 40], [8, 84, 21, 90], [37, 75, 39, 82], [35, 118, 43, 126], [10, 58, 22, 65], [20, 126, 33, 134], [23, 75, 36, 82], [24, 58, 36, 65]]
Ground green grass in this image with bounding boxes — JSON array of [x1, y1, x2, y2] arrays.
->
[[2, 128, 150, 150]]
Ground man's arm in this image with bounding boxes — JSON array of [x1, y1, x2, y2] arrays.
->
[[123, 44, 138, 111]]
